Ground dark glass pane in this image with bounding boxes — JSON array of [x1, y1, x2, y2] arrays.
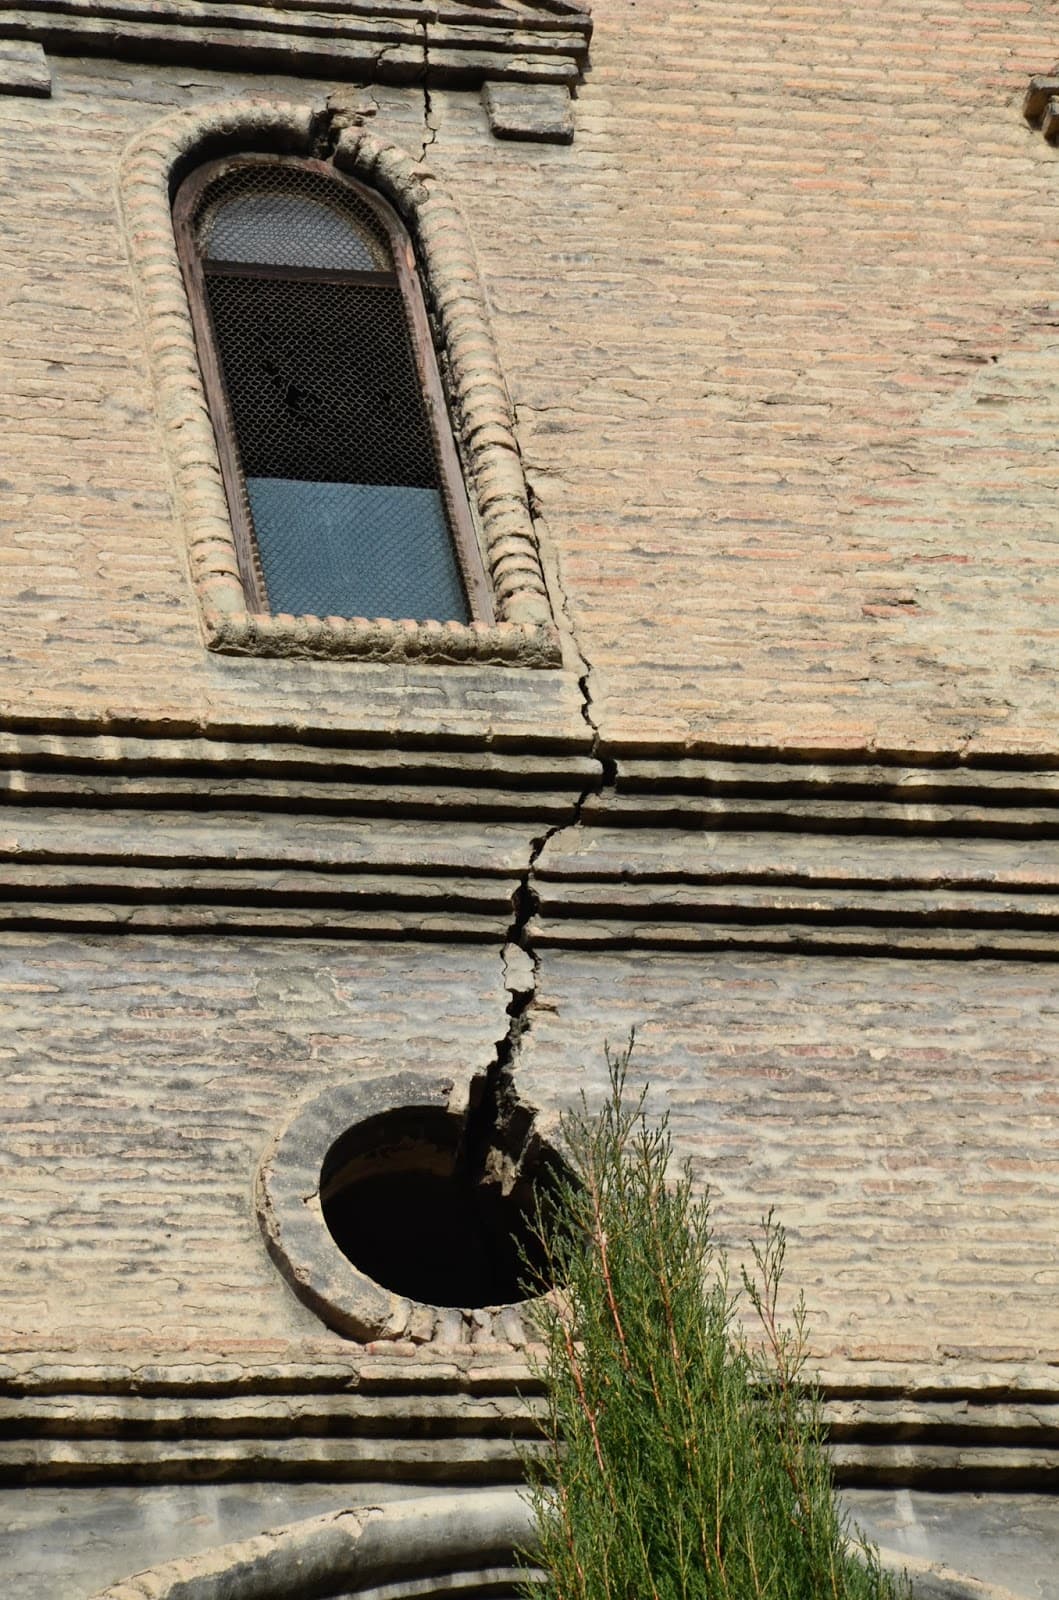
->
[[206, 274, 438, 488], [247, 477, 469, 624]]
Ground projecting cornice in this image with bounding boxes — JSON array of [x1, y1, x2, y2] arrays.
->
[[0, 0, 592, 87]]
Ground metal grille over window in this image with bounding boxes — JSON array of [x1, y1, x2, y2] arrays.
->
[[198, 165, 391, 273], [174, 158, 488, 626]]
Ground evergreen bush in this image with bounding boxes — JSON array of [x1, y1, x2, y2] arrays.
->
[[523, 1038, 908, 1600]]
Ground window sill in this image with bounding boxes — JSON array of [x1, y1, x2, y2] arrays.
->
[[204, 602, 562, 667]]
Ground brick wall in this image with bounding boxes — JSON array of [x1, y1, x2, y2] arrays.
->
[[0, 931, 506, 1352], [1, 931, 1054, 1367], [0, 0, 1055, 1526], [2, 3, 1059, 757], [521, 946, 1059, 1365], [441, 0, 1059, 757]]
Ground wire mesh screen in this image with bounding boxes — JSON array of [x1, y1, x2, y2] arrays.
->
[[193, 164, 472, 625], [204, 275, 438, 488], [197, 164, 391, 272]]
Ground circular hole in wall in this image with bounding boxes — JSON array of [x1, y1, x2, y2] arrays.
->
[[320, 1105, 557, 1308]]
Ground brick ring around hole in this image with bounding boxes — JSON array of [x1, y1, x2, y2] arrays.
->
[[256, 1072, 570, 1340]]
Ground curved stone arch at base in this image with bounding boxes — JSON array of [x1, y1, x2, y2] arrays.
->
[[88, 1489, 540, 1600], [84, 1491, 1032, 1600], [874, 1548, 1029, 1600], [119, 102, 561, 667]]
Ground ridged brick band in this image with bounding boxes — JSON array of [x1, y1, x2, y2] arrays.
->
[[119, 102, 561, 667]]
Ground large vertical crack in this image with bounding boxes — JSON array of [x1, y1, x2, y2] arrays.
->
[[419, 19, 437, 160], [394, 73, 606, 1164], [458, 595, 609, 1186], [310, 103, 341, 160]]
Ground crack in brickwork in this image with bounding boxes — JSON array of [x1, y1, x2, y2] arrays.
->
[[466, 615, 608, 1177], [419, 21, 438, 162]]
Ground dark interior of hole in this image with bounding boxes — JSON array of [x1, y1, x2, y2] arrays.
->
[[320, 1114, 559, 1309]]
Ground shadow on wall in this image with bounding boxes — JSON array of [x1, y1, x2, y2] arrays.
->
[[85, 1488, 1034, 1600]]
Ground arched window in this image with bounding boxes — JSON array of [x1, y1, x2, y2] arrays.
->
[[173, 156, 493, 626]]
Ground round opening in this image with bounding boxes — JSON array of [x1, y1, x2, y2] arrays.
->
[[319, 1106, 558, 1308]]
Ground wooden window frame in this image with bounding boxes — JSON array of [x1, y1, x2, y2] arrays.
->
[[172, 153, 495, 625]]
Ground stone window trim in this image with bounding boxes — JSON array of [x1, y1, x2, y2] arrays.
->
[[120, 103, 561, 667]]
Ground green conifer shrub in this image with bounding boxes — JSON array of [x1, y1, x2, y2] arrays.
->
[[523, 1039, 908, 1600]]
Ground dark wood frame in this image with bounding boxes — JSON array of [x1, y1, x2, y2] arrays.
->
[[172, 154, 495, 624]]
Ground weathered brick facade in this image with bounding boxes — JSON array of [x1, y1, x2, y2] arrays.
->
[[0, 2, 1056, 1594]]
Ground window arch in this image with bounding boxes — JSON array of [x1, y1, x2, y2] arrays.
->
[[173, 155, 493, 627]]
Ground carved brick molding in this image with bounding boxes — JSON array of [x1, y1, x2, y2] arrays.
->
[[0, 734, 1053, 950], [0, 1352, 1055, 1489], [0, 0, 591, 87], [120, 103, 562, 666]]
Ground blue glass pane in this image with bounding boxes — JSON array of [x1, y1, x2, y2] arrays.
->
[[246, 478, 470, 624]]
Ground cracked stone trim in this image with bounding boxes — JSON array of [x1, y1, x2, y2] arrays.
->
[[0, 40, 51, 97], [120, 101, 561, 667], [2, 4, 591, 89]]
